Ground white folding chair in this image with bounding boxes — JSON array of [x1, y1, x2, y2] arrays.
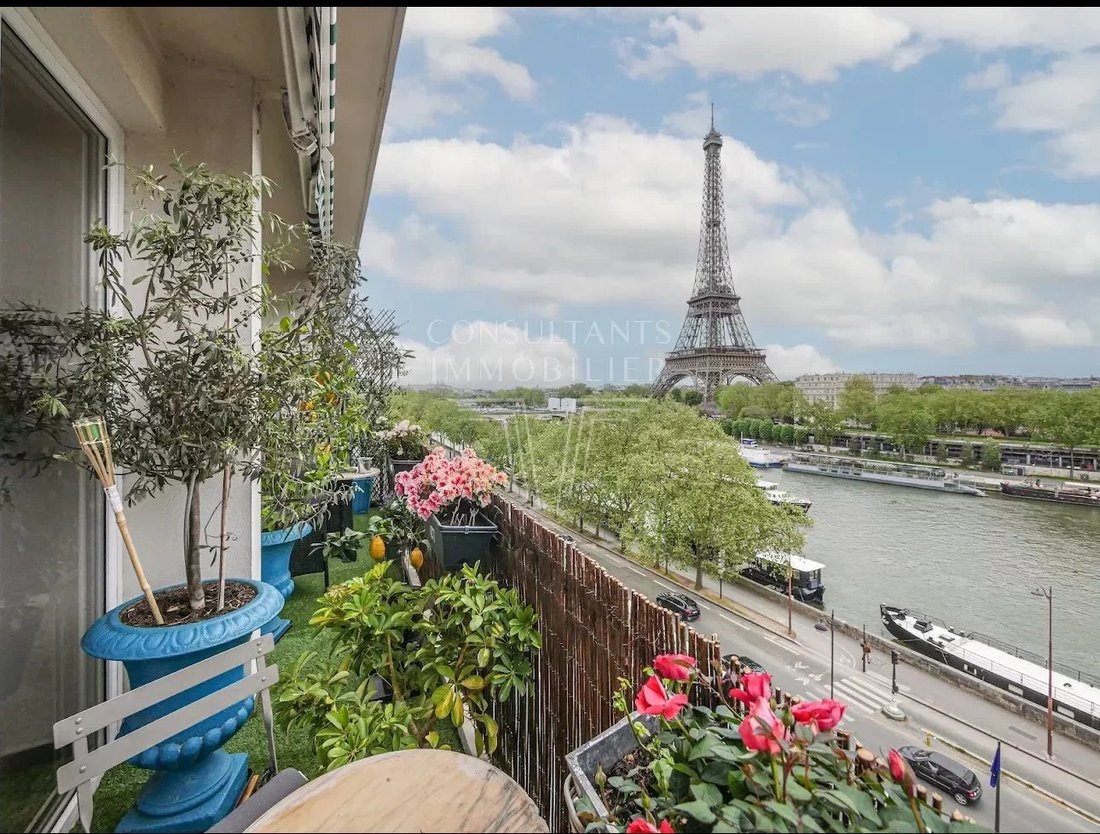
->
[[53, 633, 304, 833]]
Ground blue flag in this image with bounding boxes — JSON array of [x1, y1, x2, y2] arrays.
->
[[990, 742, 1001, 788]]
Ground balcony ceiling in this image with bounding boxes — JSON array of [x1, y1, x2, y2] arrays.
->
[[136, 7, 285, 85]]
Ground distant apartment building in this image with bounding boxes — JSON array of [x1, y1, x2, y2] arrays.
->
[[795, 373, 919, 407], [920, 375, 1100, 393]]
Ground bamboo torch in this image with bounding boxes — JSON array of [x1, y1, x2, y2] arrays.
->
[[73, 417, 164, 625]]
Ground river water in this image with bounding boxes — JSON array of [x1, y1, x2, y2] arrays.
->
[[766, 467, 1100, 673]]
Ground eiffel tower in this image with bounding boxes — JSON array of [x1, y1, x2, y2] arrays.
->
[[652, 111, 776, 402]]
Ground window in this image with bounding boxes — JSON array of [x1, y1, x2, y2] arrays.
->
[[0, 22, 108, 832]]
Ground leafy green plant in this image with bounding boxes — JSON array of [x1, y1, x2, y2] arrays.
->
[[275, 561, 540, 767], [312, 529, 368, 564]]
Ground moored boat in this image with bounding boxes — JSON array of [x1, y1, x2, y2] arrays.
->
[[741, 551, 825, 603], [1000, 480, 1100, 508], [784, 452, 984, 496], [879, 604, 1100, 732], [753, 479, 811, 511], [737, 439, 785, 469]]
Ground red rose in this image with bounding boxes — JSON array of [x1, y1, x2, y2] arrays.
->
[[625, 819, 675, 834], [653, 653, 697, 682], [738, 696, 786, 755], [728, 670, 771, 707], [635, 675, 689, 720], [888, 749, 906, 782], [791, 698, 846, 731]]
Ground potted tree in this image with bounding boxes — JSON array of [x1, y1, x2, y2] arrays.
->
[[253, 240, 375, 639], [394, 447, 506, 571], [0, 161, 306, 833]]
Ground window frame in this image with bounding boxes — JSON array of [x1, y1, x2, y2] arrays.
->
[[1, 8, 126, 832]]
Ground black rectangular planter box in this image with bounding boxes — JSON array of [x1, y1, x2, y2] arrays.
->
[[290, 496, 353, 587], [390, 458, 422, 477], [426, 513, 497, 571]]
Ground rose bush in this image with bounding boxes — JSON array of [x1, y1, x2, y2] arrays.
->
[[578, 655, 987, 833], [394, 446, 507, 524]]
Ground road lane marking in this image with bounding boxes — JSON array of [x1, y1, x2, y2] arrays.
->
[[762, 635, 799, 654], [627, 566, 646, 576], [654, 580, 676, 591], [719, 613, 750, 630]]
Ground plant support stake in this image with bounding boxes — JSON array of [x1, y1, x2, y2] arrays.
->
[[73, 417, 164, 624]]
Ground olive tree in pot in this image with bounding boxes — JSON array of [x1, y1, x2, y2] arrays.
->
[[5, 161, 306, 833]]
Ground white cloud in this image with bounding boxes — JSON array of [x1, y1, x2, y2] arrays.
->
[[402, 7, 535, 101], [401, 321, 580, 388], [625, 9, 909, 83], [618, 9, 1100, 83], [985, 52, 1100, 178], [428, 45, 535, 100], [763, 344, 840, 379], [978, 312, 1096, 348], [371, 112, 1100, 356], [757, 90, 830, 128], [383, 77, 461, 135], [661, 91, 717, 136], [964, 61, 1011, 91], [403, 7, 512, 42]]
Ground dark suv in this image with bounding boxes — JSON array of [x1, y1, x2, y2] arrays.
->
[[897, 746, 982, 805], [656, 592, 700, 621]]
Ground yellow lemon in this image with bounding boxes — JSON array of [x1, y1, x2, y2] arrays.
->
[[369, 535, 385, 561]]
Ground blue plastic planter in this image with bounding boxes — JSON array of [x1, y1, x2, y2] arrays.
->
[[349, 472, 377, 514], [81, 579, 283, 833], [260, 522, 312, 640]]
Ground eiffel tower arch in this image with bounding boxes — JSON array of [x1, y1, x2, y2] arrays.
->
[[652, 113, 775, 403]]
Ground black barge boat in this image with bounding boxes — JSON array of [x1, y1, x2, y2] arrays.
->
[[1000, 480, 1100, 508], [880, 604, 1100, 732], [742, 552, 825, 604]]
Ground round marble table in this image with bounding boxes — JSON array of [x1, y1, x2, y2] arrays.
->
[[245, 748, 548, 833]]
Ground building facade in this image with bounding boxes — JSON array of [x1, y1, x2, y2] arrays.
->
[[919, 375, 1100, 392], [794, 372, 920, 407], [0, 8, 403, 830]]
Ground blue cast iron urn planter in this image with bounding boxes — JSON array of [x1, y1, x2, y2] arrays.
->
[[259, 522, 312, 640], [81, 579, 284, 833]]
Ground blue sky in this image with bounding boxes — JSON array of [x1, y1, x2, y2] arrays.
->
[[361, 8, 1100, 388]]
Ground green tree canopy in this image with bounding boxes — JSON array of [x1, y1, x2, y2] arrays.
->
[[838, 376, 877, 426]]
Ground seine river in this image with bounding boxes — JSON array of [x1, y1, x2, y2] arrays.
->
[[767, 467, 1100, 673]]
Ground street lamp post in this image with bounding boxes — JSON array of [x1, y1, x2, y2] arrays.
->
[[1031, 585, 1054, 758], [787, 555, 793, 636]]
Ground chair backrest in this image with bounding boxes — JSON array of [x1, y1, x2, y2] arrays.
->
[[54, 633, 280, 833]]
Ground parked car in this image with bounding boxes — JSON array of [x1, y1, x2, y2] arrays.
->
[[897, 746, 982, 805], [720, 654, 767, 687], [655, 592, 700, 621], [562, 534, 574, 543]]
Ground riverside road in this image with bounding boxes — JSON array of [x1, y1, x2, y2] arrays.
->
[[505, 487, 1100, 833]]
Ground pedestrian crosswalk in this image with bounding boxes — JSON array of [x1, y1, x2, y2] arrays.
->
[[791, 671, 907, 725]]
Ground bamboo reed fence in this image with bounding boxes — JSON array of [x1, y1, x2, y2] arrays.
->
[[482, 493, 723, 832]]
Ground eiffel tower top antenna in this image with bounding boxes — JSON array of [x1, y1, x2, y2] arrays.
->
[[710, 102, 714, 132]]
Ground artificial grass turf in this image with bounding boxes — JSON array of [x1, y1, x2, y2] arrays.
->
[[75, 513, 443, 833]]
